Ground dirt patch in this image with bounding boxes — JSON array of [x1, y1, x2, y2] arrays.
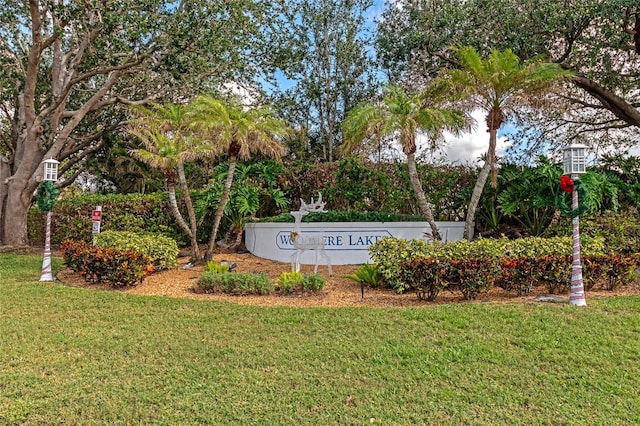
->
[[54, 251, 640, 308]]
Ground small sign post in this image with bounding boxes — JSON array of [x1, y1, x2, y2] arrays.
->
[[91, 206, 102, 243]]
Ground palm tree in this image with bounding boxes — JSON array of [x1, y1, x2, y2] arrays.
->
[[128, 103, 212, 263], [444, 46, 572, 240], [341, 83, 471, 240], [187, 95, 289, 260]]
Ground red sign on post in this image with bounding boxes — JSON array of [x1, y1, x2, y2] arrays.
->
[[92, 210, 102, 222]]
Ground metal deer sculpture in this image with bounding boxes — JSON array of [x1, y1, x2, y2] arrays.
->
[[290, 194, 333, 276]]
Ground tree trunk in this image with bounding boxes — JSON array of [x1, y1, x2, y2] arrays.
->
[[205, 157, 237, 261], [0, 155, 11, 244], [1, 177, 34, 246], [406, 152, 441, 241], [166, 181, 193, 239], [463, 161, 491, 241], [464, 110, 502, 241], [177, 163, 201, 262]]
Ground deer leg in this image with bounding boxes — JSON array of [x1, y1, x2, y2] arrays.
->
[[313, 248, 319, 274], [320, 249, 333, 276]]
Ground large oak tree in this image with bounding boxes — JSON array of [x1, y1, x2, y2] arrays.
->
[[0, 0, 262, 246]]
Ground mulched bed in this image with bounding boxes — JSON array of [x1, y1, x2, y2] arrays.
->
[[54, 251, 640, 308]]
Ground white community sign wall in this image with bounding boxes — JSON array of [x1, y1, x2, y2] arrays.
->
[[244, 221, 466, 265]]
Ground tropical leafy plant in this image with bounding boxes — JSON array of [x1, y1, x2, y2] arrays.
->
[[341, 263, 383, 287], [496, 158, 563, 236], [196, 162, 289, 249]]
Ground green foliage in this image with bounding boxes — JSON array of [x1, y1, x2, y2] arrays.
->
[[496, 158, 562, 236], [28, 192, 186, 246], [300, 273, 326, 292], [205, 260, 230, 274], [61, 240, 152, 287], [450, 258, 499, 300], [341, 263, 383, 287], [572, 211, 640, 255], [277, 271, 304, 293], [324, 156, 389, 211], [94, 230, 179, 270], [370, 236, 605, 294], [260, 211, 426, 223], [368, 238, 433, 292], [196, 272, 273, 295], [196, 161, 289, 247], [401, 258, 451, 301], [601, 155, 640, 207], [277, 271, 326, 294]]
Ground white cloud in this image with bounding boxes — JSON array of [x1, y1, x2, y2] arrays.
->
[[418, 110, 512, 165]]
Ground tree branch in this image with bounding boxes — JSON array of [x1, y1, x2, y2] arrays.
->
[[571, 74, 640, 127]]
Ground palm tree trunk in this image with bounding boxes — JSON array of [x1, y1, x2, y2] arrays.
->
[[177, 163, 201, 262], [167, 182, 194, 239], [407, 152, 441, 241], [463, 127, 498, 240], [205, 157, 237, 261]]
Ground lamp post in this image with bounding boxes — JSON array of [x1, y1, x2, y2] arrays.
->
[[39, 159, 59, 282], [562, 143, 588, 306]]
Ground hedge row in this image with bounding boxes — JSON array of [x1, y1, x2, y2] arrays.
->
[[28, 193, 186, 246], [369, 236, 607, 293], [401, 253, 638, 302]]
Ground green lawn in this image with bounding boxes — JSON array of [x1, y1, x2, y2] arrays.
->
[[2, 254, 640, 425]]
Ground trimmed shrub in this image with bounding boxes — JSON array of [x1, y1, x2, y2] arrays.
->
[[368, 238, 433, 293], [28, 192, 188, 246], [370, 236, 606, 294], [196, 272, 273, 295], [496, 257, 537, 296], [450, 258, 499, 300], [259, 211, 427, 223], [401, 258, 451, 301], [277, 271, 326, 294], [550, 210, 640, 255], [61, 240, 152, 287], [94, 230, 179, 270]]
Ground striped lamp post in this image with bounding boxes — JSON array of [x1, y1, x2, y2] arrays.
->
[[40, 159, 59, 282], [562, 144, 588, 307]]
